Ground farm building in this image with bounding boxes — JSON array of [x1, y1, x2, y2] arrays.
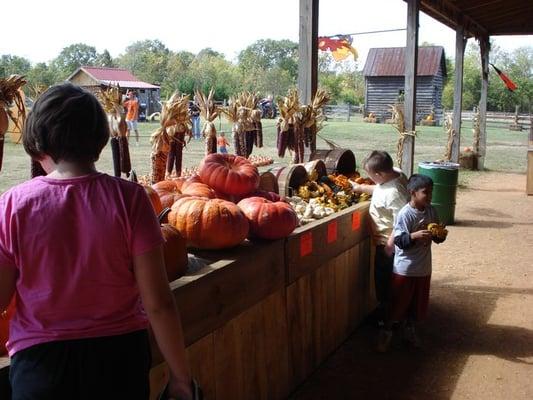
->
[[66, 66, 161, 116], [363, 46, 447, 124]]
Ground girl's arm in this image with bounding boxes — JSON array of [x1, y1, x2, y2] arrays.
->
[[134, 246, 192, 400]]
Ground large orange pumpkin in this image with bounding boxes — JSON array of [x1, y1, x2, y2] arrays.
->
[[198, 154, 259, 197], [181, 182, 216, 198], [168, 197, 249, 249], [161, 224, 188, 281], [144, 186, 163, 215], [152, 180, 184, 209], [238, 197, 298, 240]]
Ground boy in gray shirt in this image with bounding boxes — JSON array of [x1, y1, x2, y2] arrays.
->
[[377, 174, 446, 352]]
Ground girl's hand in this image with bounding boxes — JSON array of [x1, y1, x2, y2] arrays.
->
[[411, 230, 432, 245], [166, 375, 193, 400]]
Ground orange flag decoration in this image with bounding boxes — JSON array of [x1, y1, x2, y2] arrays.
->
[[318, 35, 358, 61], [490, 63, 518, 92]]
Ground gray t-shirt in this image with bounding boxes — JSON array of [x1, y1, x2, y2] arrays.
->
[[393, 203, 439, 277]]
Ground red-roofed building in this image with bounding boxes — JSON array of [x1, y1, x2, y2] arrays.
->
[[67, 66, 161, 115]]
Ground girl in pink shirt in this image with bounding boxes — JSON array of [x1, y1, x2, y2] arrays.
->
[[0, 84, 193, 399]]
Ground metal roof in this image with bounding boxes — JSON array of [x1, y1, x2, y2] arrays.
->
[[417, 0, 533, 38], [363, 46, 446, 77], [67, 66, 160, 89]]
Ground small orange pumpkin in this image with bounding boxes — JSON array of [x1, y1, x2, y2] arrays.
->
[[181, 182, 216, 198], [238, 197, 298, 240]]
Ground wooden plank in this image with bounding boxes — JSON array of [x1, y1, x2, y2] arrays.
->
[[527, 150, 533, 196], [478, 35, 490, 170], [187, 335, 216, 400], [451, 27, 466, 163], [286, 202, 371, 284], [171, 239, 285, 346], [297, 0, 318, 104], [402, 0, 420, 176], [214, 289, 289, 400]]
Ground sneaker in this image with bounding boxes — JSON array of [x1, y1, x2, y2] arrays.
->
[[403, 324, 422, 349], [376, 329, 393, 353]]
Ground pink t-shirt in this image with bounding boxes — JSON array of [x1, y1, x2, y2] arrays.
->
[[0, 173, 163, 356]]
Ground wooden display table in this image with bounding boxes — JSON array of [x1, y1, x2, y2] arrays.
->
[[0, 203, 374, 400]]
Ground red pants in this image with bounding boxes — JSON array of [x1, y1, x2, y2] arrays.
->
[[389, 273, 431, 322]]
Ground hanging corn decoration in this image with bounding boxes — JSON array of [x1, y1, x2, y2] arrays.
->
[[195, 89, 220, 156], [276, 89, 300, 161], [252, 109, 263, 148], [0, 75, 27, 172], [98, 84, 131, 177]]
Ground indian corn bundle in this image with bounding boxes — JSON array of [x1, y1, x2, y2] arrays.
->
[[222, 92, 261, 158], [99, 84, 131, 177], [239, 92, 260, 157], [150, 91, 192, 182], [195, 89, 220, 156], [0, 75, 27, 171], [276, 89, 300, 161]]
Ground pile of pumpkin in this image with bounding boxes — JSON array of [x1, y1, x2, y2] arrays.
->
[[145, 154, 299, 280]]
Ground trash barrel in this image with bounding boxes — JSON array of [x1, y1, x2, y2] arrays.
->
[[418, 161, 459, 225]]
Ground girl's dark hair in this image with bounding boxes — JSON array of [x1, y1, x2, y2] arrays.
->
[[407, 174, 433, 192], [23, 83, 109, 163], [363, 150, 393, 173]]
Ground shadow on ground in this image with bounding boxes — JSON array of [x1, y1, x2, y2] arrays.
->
[[289, 279, 533, 400]]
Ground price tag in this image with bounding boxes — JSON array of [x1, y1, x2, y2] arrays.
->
[[352, 211, 361, 231], [300, 232, 313, 257], [327, 220, 338, 243]]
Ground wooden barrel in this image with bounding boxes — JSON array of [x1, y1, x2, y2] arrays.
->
[[258, 171, 279, 194], [302, 159, 327, 181], [309, 148, 356, 175], [269, 165, 308, 197]]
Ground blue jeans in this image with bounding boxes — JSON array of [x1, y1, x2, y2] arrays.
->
[[219, 146, 228, 154], [192, 116, 201, 139]]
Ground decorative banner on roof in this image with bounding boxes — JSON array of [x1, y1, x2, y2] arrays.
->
[[490, 63, 518, 92], [318, 35, 358, 61]]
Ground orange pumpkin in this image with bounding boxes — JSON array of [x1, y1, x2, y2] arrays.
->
[[153, 180, 184, 209], [181, 182, 216, 198], [238, 197, 298, 240], [161, 224, 188, 281], [246, 190, 282, 203], [144, 186, 163, 215], [168, 197, 249, 249], [198, 154, 259, 196]]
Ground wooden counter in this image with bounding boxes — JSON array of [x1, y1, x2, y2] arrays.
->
[[0, 202, 374, 400]]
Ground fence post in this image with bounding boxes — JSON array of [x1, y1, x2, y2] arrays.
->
[[347, 104, 351, 122]]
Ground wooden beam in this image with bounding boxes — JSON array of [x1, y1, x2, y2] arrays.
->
[[402, 0, 419, 176], [298, 0, 318, 105], [451, 28, 467, 163], [478, 35, 490, 170]]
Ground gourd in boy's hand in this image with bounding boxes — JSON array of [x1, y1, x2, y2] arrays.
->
[[428, 223, 448, 243]]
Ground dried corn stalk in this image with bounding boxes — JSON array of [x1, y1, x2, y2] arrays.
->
[[390, 103, 416, 168], [443, 113, 455, 161], [276, 89, 301, 162], [150, 91, 192, 182], [99, 84, 130, 177], [0, 75, 27, 171], [196, 89, 221, 156]]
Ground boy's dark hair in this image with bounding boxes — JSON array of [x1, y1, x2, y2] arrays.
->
[[23, 83, 109, 164], [363, 150, 394, 173], [407, 174, 433, 192]]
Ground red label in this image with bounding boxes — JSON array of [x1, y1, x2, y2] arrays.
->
[[300, 232, 313, 257], [327, 220, 338, 243], [352, 212, 361, 231]]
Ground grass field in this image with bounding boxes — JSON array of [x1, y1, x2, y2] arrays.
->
[[1, 115, 529, 194]]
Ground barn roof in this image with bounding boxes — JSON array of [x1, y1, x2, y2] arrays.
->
[[417, 0, 533, 38], [67, 66, 160, 89], [363, 46, 446, 77]]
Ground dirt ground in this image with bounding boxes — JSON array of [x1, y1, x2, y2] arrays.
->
[[291, 171, 533, 399]]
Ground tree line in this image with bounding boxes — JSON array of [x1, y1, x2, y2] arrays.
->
[[1, 39, 531, 112]]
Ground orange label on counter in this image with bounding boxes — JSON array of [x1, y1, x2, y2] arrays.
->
[[327, 220, 337, 243], [300, 232, 313, 257], [352, 212, 361, 231]]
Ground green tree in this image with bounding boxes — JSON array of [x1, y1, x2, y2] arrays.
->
[[117, 39, 170, 85], [26, 62, 60, 89], [162, 51, 197, 98], [238, 39, 298, 79], [51, 43, 98, 79], [0, 55, 32, 76], [95, 50, 116, 68], [188, 53, 240, 100]]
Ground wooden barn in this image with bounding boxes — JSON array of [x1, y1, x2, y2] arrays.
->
[[363, 46, 447, 124], [66, 66, 161, 116]]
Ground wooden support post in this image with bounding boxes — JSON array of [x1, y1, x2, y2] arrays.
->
[[451, 28, 466, 163], [298, 0, 319, 160], [478, 35, 490, 170], [402, 0, 419, 176]]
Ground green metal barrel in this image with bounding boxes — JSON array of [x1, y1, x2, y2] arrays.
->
[[418, 162, 460, 225]]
